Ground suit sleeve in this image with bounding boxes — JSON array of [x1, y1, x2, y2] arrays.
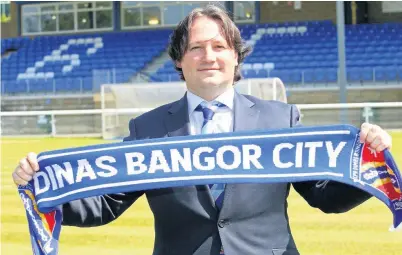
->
[[289, 105, 372, 213], [62, 118, 145, 227]]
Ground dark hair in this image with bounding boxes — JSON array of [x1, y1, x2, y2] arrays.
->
[[168, 5, 252, 84]]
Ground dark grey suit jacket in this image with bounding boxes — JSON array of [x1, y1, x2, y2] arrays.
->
[[62, 92, 371, 255]]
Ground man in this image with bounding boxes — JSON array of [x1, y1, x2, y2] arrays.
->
[[13, 5, 392, 255]]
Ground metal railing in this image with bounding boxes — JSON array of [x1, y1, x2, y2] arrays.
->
[[1, 102, 401, 138]]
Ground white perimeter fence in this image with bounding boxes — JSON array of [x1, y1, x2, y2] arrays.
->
[[1, 102, 401, 138]]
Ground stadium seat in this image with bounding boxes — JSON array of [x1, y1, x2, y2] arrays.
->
[[244, 69, 258, 78], [361, 68, 374, 81], [303, 70, 315, 83], [398, 67, 402, 81], [385, 67, 398, 81], [314, 69, 326, 83], [347, 68, 362, 82], [257, 69, 269, 78], [288, 70, 302, 83], [327, 69, 338, 83], [374, 67, 387, 82]]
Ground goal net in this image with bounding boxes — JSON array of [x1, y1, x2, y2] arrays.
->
[[100, 78, 287, 139]]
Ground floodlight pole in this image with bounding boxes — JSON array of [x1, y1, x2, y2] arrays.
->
[[336, 1, 348, 123]]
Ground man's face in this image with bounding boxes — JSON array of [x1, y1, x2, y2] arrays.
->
[[177, 16, 238, 96]]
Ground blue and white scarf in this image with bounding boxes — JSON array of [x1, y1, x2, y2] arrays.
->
[[18, 124, 402, 255]]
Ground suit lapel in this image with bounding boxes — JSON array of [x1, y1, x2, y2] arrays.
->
[[221, 92, 260, 215], [164, 93, 218, 214], [165, 94, 190, 137], [233, 92, 260, 132]]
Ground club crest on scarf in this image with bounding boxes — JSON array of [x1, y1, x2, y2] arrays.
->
[[359, 143, 402, 202], [350, 140, 402, 230]]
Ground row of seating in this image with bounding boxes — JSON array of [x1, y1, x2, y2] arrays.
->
[[1, 70, 134, 94], [158, 61, 402, 77], [244, 20, 400, 31], [149, 67, 402, 85], [1, 20, 402, 94], [243, 59, 402, 68], [242, 67, 402, 84], [1, 78, 93, 94]]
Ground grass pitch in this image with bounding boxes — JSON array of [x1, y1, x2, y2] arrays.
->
[[1, 133, 401, 255]]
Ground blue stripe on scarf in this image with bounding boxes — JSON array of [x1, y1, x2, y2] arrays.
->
[[18, 124, 402, 254]]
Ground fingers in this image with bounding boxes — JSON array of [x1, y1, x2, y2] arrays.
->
[[27, 152, 39, 172], [360, 123, 392, 152], [13, 164, 33, 185], [369, 135, 382, 149], [365, 124, 379, 144], [359, 122, 370, 143], [375, 143, 388, 153], [12, 153, 39, 186], [12, 171, 28, 186], [19, 157, 34, 176]]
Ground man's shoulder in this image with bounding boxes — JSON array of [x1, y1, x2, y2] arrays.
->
[[133, 100, 178, 123], [242, 94, 300, 127], [242, 94, 294, 110]]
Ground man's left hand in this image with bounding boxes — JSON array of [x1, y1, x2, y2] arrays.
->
[[359, 123, 392, 152]]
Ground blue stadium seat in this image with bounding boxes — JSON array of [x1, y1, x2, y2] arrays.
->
[[257, 69, 269, 78], [398, 67, 402, 81], [374, 67, 387, 81], [303, 70, 315, 83], [385, 67, 398, 81], [29, 80, 46, 93], [291, 70, 302, 83], [4, 80, 28, 94], [327, 69, 338, 82], [270, 70, 291, 84], [244, 69, 258, 78], [314, 69, 327, 83], [170, 73, 181, 82], [361, 68, 374, 81], [347, 68, 362, 82]]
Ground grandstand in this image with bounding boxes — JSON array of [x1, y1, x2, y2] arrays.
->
[[2, 20, 402, 93]]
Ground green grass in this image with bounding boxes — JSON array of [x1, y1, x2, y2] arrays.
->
[[1, 133, 402, 255]]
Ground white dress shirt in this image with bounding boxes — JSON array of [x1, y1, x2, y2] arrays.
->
[[186, 88, 234, 135]]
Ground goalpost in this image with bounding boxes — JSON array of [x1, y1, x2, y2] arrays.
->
[[100, 78, 287, 139]]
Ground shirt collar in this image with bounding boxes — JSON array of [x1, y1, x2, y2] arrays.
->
[[186, 87, 235, 114]]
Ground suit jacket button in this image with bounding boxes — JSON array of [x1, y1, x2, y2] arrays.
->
[[218, 219, 228, 228]]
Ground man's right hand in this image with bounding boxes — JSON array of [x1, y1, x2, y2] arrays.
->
[[12, 152, 40, 186]]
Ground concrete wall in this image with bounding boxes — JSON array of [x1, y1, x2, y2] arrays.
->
[[259, 1, 336, 24], [367, 1, 402, 23], [288, 88, 402, 104], [1, 2, 19, 39], [259, 1, 402, 25]]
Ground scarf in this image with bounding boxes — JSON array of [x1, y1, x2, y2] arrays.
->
[[18, 124, 402, 255]]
